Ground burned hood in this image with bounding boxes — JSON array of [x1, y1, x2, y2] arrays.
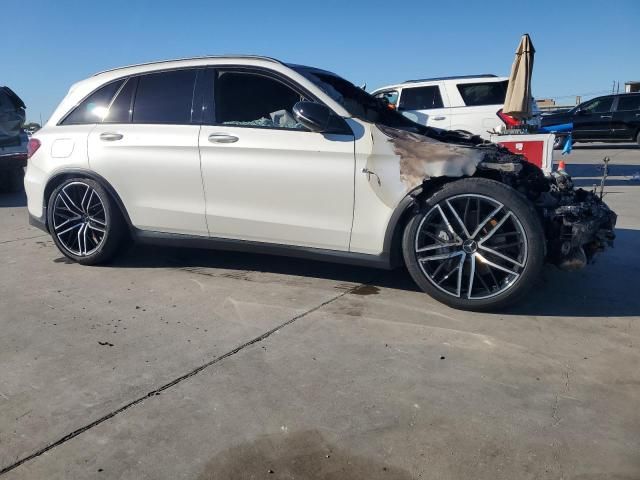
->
[[365, 124, 510, 207], [377, 124, 485, 186]]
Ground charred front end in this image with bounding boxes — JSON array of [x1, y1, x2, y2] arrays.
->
[[476, 149, 616, 270]]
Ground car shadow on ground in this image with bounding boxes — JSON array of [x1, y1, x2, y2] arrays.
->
[[109, 228, 640, 318], [0, 190, 26, 208]]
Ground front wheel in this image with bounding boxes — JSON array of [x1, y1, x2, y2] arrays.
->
[[402, 178, 545, 311], [47, 178, 126, 265]]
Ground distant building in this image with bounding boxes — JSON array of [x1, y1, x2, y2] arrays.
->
[[536, 98, 555, 108], [625, 81, 640, 93]]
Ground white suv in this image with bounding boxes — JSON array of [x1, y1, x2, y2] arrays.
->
[[25, 56, 615, 310], [372, 75, 537, 139]]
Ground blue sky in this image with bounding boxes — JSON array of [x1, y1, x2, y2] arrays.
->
[[4, 0, 638, 122]]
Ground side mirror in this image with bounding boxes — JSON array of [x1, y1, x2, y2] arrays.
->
[[292, 101, 332, 132], [293, 101, 352, 135], [576, 109, 589, 116]]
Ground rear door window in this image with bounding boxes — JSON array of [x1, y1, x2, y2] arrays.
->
[[457, 81, 508, 106], [62, 80, 124, 124], [214, 70, 306, 129], [398, 86, 444, 110], [132, 69, 197, 124], [616, 95, 640, 111]]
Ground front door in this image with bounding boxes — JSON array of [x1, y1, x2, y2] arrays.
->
[[88, 69, 208, 236], [198, 68, 356, 251], [572, 96, 614, 141]]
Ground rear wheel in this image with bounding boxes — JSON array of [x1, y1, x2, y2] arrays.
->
[[47, 178, 125, 265], [636, 130, 640, 146], [402, 178, 545, 311]]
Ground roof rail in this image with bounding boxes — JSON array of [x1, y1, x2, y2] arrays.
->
[[92, 55, 283, 76], [403, 74, 498, 83]]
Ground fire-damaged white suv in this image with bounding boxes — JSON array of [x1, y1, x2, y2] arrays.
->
[[25, 56, 615, 310]]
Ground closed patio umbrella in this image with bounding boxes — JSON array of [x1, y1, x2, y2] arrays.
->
[[503, 34, 535, 120]]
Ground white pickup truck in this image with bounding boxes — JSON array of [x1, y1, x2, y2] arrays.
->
[[372, 74, 538, 140]]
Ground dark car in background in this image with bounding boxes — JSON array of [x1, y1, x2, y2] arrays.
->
[[542, 93, 640, 146], [0, 86, 27, 192]]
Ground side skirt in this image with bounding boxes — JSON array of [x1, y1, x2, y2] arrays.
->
[[132, 229, 394, 270]]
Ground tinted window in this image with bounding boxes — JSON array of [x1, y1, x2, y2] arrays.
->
[[457, 81, 508, 106], [103, 78, 136, 123], [215, 71, 305, 129], [616, 95, 640, 111], [399, 86, 444, 110], [582, 97, 613, 114], [62, 80, 124, 124], [132, 70, 197, 124]]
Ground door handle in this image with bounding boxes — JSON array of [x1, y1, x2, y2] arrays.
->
[[208, 133, 239, 144], [433, 116, 447, 120], [600, 115, 612, 119], [100, 132, 123, 141]]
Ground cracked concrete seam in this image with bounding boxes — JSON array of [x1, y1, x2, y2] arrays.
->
[[0, 278, 376, 476]]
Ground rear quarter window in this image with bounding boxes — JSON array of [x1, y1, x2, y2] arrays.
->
[[61, 80, 124, 125], [457, 80, 508, 106]]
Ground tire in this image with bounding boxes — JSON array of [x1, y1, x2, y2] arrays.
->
[[636, 130, 640, 146], [47, 177, 126, 265], [402, 177, 545, 311]]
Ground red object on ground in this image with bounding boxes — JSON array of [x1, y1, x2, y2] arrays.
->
[[497, 140, 544, 168], [557, 160, 566, 171]]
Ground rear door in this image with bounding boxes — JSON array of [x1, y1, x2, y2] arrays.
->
[[572, 96, 614, 140], [611, 95, 640, 141], [397, 84, 450, 130], [88, 69, 208, 235]]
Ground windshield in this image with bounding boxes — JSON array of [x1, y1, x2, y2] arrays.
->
[[290, 65, 485, 146], [291, 65, 428, 132]]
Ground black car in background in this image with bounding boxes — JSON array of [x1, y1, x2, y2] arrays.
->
[[542, 93, 640, 145], [0, 86, 27, 192]]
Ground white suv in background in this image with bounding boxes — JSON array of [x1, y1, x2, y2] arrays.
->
[[372, 75, 538, 139], [24, 56, 615, 311]]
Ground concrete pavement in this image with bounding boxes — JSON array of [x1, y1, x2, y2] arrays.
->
[[1, 145, 639, 479]]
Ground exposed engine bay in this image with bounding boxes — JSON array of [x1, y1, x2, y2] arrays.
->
[[474, 145, 616, 271], [369, 124, 616, 272]]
